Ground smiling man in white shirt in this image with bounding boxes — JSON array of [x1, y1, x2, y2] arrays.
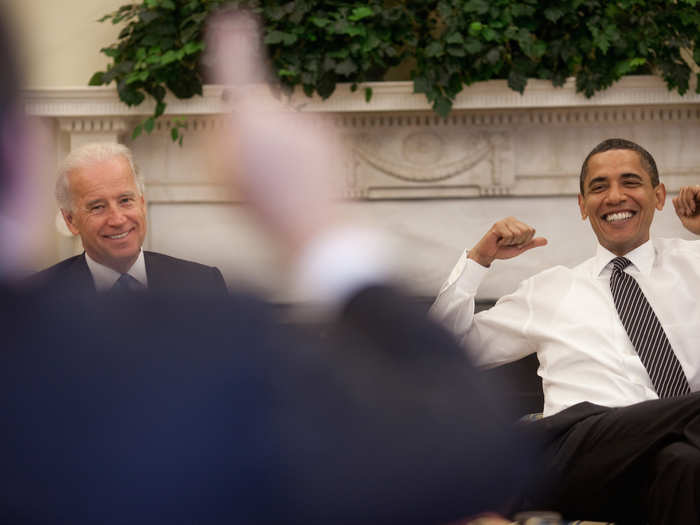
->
[[430, 138, 700, 524]]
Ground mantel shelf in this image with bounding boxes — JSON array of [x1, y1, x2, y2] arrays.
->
[[24, 76, 700, 117]]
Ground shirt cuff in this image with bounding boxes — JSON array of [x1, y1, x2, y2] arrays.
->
[[442, 250, 490, 295], [292, 226, 393, 310]]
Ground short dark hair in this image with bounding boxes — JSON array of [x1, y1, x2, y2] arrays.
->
[[579, 138, 659, 195]]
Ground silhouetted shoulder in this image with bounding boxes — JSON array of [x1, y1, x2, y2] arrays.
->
[[23, 253, 94, 295], [144, 251, 227, 294]]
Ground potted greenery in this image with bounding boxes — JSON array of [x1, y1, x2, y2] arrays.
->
[[91, 0, 700, 142]]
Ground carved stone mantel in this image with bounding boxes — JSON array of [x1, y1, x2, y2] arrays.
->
[[24, 77, 700, 298], [25, 77, 700, 202]]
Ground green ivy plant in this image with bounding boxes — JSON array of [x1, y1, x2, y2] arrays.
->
[[91, 0, 700, 142]]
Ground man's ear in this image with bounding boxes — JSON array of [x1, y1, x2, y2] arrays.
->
[[578, 193, 588, 220], [60, 209, 80, 236], [654, 182, 666, 211]]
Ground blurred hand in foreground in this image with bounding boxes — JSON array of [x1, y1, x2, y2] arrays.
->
[[206, 9, 344, 256]]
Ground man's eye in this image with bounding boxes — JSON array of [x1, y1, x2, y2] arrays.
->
[[590, 185, 604, 192], [90, 205, 105, 212]]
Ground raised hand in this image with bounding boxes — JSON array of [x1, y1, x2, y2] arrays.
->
[[468, 216, 547, 267], [672, 185, 700, 235], [205, 9, 342, 255]]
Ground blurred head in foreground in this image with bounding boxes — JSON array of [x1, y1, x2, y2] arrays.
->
[[0, 9, 34, 277]]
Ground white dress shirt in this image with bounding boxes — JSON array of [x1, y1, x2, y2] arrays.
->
[[85, 251, 148, 292], [430, 238, 700, 416]]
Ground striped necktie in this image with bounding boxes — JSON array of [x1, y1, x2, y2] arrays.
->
[[111, 273, 146, 293], [609, 256, 690, 398]]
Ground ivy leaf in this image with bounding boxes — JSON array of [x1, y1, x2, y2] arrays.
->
[[349, 6, 373, 22], [511, 4, 535, 17], [88, 71, 105, 86], [132, 123, 143, 140], [413, 76, 429, 94], [144, 117, 155, 134], [447, 46, 466, 57], [464, 38, 483, 54], [335, 59, 358, 76], [182, 41, 203, 55], [468, 22, 483, 36], [614, 57, 646, 77], [160, 50, 179, 65], [482, 27, 498, 42], [433, 96, 452, 118], [544, 7, 564, 22], [126, 71, 149, 84], [171, 127, 179, 142], [155, 100, 166, 118], [446, 32, 464, 45], [365, 87, 373, 102], [486, 48, 501, 64], [264, 30, 295, 45], [101, 47, 120, 58], [344, 25, 366, 37], [310, 17, 329, 28], [508, 70, 527, 93], [463, 0, 490, 15], [117, 81, 145, 106], [139, 10, 160, 24], [425, 41, 444, 58]]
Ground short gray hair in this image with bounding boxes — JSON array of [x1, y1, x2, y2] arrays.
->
[[55, 142, 144, 211]]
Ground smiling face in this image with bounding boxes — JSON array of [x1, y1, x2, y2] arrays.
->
[[61, 155, 147, 274], [578, 149, 665, 256]]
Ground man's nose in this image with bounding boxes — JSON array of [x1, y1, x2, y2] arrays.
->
[[606, 183, 626, 204], [106, 206, 127, 225]]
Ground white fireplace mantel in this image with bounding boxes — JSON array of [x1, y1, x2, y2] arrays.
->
[[25, 76, 700, 202]]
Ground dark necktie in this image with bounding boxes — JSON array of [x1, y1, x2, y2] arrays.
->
[[111, 273, 146, 293], [609, 256, 690, 398]]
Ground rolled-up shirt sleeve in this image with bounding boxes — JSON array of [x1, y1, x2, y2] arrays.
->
[[430, 251, 536, 368]]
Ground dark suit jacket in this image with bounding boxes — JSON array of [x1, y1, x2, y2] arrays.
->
[[28, 251, 227, 295], [0, 283, 532, 525]]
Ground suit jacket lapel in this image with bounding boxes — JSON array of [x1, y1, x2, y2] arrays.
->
[[73, 253, 97, 293], [144, 251, 161, 291]]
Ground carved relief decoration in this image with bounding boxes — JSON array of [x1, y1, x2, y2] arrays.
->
[[345, 127, 514, 199]]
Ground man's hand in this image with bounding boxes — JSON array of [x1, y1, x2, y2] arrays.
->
[[468, 217, 547, 267], [672, 185, 700, 235], [205, 10, 342, 255]]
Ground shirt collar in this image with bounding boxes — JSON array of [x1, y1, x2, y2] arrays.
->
[[593, 239, 656, 277], [85, 250, 148, 292]]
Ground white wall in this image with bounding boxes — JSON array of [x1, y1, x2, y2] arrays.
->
[[6, 0, 123, 87]]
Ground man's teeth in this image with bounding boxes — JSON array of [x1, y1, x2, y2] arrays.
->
[[605, 211, 633, 222], [108, 231, 129, 239]]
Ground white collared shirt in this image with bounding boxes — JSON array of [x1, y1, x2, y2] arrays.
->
[[429, 238, 700, 416], [85, 251, 148, 292]]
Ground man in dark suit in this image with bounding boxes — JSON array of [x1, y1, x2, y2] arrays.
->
[[31, 142, 226, 295], [0, 10, 533, 525]]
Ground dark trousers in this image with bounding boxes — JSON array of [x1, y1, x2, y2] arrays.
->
[[522, 393, 700, 524]]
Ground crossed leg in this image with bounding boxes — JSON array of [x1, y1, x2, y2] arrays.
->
[[523, 393, 700, 524]]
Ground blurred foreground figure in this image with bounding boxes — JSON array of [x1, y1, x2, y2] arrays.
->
[[0, 9, 532, 525]]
